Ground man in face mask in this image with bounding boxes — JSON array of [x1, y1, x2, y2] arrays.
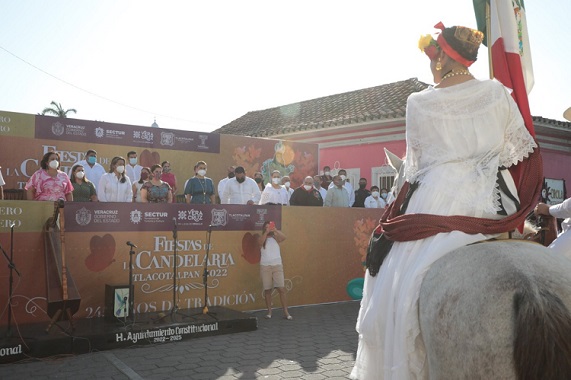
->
[[313, 175, 327, 201], [353, 178, 370, 208], [126, 150, 143, 184], [281, 175, 294, 204], [290, 176, 323, 206], [220, 166, 261, 205], [320, 165, 333, 189], [217, 165, 236, 202], [74, 149, 106, 193], [364, 185, 387, 209], [324, 175, 350, 207], [327, 169, 355, 207]]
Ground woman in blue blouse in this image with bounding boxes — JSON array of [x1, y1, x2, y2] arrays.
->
[[184, 161, 216, 204]]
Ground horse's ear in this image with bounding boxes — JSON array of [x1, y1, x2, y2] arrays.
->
[[384, 148, 403, 172]]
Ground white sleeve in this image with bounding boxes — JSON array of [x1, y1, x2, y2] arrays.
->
[[550, 198, 571, 219], [98, 175, 108, 202]]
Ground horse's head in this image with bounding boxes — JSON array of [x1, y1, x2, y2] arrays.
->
[[384, 148, 405, 201]]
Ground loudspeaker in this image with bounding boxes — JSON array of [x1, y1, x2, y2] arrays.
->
[[105, 284, 133, 321]]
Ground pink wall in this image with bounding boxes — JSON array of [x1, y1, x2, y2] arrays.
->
[[319, 141, 406, 182], [541, 150, 571, 192]]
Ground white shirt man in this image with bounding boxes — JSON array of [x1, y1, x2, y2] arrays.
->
[[125, 151, 142, 184], [217, 166, 236, 201], [364, 187, 387, 208], [221, 167, 261, 205], [313, 175, 327, 202], [75, 149, 106, 192], [535, 198, 571, 258], [327, 170, 354, 207]]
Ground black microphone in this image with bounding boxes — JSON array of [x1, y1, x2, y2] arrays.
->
[[126, 241, 137, 248], [173, 217, 178, 239]]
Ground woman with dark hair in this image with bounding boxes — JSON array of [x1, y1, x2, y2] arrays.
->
[[257, 221, 292, 320], [70, 164, 98, 202], [160, 160, 177, 195], [132, 167, 151, 202], [98, 156, 132, 202], [351, 23, 540, 379], [141, 164, 172, 203], [25, 152, 73, 201], [184, 161, 215, 204]]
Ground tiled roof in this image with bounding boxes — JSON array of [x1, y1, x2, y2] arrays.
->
[[214, 78, 430, 137]]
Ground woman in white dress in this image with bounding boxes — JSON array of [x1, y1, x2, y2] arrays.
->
[[351, 23, 541, 379], [98, 156, 133, 202]]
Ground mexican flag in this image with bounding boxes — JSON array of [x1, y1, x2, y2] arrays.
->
[[473, 0, 535, 136]]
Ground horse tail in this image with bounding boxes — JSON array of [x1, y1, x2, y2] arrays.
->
[[513, 282, 571, 380]]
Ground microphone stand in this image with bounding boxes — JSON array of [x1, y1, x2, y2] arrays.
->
[[191, 225, 217, 320], [2, 224, 20, 338], [170, 218, 181, 318], [127, 243, 135, 323]]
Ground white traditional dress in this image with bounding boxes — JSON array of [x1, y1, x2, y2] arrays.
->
[[351, 79, 537, 379]]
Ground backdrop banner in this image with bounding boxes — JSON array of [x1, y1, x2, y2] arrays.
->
[[0, 201, 379, 324]]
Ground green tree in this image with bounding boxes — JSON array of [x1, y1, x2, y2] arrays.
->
[[41, 101, 77, 118]]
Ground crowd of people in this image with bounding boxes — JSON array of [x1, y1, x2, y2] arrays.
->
[[8, 150, 391, 209]]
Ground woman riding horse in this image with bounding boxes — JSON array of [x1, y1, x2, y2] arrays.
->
[[351, 22, 542, 380]]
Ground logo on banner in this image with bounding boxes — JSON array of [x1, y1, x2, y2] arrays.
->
[[75, 207, 92, 226], [198, 134, 209, 148], [130, 209, 142, 224], [160, 132, 175, 146], [188, 209, 203, 223], [52, 122, 65, 136], [211, 209, 227, 227], [257, 208, 268, 222], [95, 127, 104, 138]]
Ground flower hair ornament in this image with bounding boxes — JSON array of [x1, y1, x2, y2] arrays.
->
[[418, 33, 439, 61], [418, 22, 483, 67]]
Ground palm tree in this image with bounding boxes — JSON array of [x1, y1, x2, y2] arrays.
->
[[41, 101, 77, 118]]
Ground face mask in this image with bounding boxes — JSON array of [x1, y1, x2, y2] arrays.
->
[[324, 171, 330, 176], [236, 176, 245, 183], [76, 171, 85, 179], [140, 172, 149, 181], [228, 172, 235, 179], [372, 191, 380, 198], [162, 167, 171, 173], [340, 175, 347, 181], [116, 165, 125, 174], [303, 185, 312, 191], [359, 183, 366, 189], [272, 178, 281, 185], [49, 160, 59, 169], [154, 172, 161, 180], [129, 158, 137, 166], [87, 156, 96, 165], [284, 181, 291, 188], [197, 169, 207, 177], [254, 177, 262, 183], [381, 192, 388, 199]]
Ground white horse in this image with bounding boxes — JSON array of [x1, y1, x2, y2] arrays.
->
[[382, 149, 571, 379]]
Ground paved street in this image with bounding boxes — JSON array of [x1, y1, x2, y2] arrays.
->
[[0, 301, 359, 379]]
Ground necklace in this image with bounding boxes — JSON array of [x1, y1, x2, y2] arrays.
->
[[196, 177, 207, 204], [441, 69, 472, 81]]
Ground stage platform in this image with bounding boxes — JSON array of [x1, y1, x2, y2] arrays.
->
[[0, 306, 257, 364]]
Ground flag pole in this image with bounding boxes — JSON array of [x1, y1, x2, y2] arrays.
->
[[486, 1, 493, 79]]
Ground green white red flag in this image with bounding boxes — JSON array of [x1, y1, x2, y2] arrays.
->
[[473, 0, 535, 137]]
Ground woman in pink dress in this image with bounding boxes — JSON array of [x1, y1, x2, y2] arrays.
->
[[160, 161, 178, 195], [25, 152, 73, 201]]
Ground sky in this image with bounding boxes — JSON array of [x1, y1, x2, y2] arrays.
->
[[0, 0, 569, 133]]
